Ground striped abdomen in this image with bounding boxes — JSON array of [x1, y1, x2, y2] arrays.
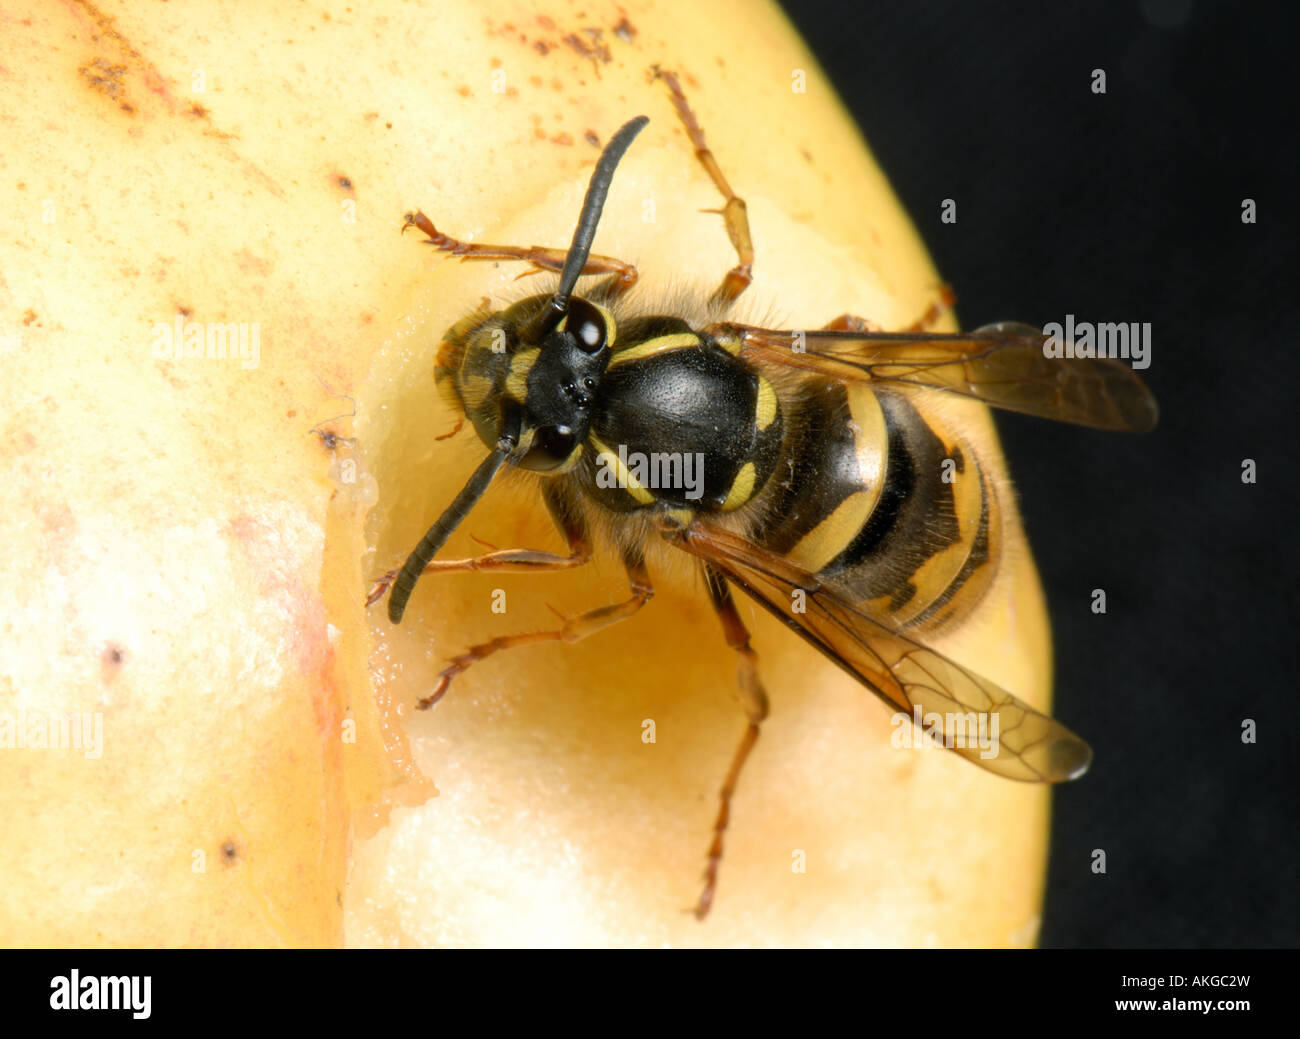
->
[[748, 380, 1000, 634]]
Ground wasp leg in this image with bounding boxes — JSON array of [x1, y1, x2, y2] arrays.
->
[[821, 313, 883, 333], [367, 484, 591, 607], [402, 210, 638, 298], [822, 284, 957, 334], [695, 566, 771, 920], [901, 284, 958, 331], [652, 67, 754, 307], [416, 548, 654, 711], [434, 417, 465, 442], [365, 547, 591, 607]]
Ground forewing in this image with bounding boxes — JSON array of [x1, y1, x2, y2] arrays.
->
[[667, 522, 1092, 783], [732, 320, 1157, 432]]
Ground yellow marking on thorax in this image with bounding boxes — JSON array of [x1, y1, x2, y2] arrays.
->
[[590, 434, 656, 505], [713, 330, 742, 356], [720, 461, 757, 512], [607, 333, 700, 368], [755, 376, 778, 431], [660, 506, 695, 528]]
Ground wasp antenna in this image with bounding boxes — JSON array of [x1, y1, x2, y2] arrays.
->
[[387, 446, 511, 623], [524, 114, 649, 340]]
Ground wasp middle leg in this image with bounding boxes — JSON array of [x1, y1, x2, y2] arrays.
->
[[652, 67, 754, 306], [695, 565, 771, 919], [402, 210, 639, 298]]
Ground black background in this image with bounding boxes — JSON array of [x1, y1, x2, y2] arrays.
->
[[781, 0, 1297, 947]]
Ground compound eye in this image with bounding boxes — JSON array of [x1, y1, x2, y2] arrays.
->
[[520, 424, 577, 471], [565, 297, 606, 354]]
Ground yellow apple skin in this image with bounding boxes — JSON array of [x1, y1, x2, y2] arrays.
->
[[0, 0, 1055, 946]]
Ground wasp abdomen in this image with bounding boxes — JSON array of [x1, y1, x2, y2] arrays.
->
[[752, 384, 1000, 632]]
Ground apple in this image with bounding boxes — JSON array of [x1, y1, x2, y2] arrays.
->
[[0, 0, 1055, 946]]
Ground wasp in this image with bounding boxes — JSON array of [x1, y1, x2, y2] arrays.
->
[[370, 70, 1158, 919]]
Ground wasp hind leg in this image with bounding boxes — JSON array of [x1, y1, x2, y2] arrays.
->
[[652, 68, 754, 307], [417, 546, 654, 711], [401, 210, 639, 299], [695, 566, 771, 920]]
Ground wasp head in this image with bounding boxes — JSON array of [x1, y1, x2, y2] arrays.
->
[[436, 293, 614, 472]]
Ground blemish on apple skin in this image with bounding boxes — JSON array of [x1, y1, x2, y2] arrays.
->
[[562, 32, 611, 71], [314, 428, 347, 452], [220, 840, 239, 865], [38, 503, 78, 553], [233, 248, 273, 278], [79, 57, 132, 113], [613, 15, 638, 43], [101, 642, 126, 683], [335, 174, 354, 193]]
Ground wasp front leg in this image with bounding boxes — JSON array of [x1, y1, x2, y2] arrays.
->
[[695, 566, 770, 920], [652, 68, 754, 306], [367, 484, 591, 606], [416, 546, 654, 711], [402, 210, 639, 298]]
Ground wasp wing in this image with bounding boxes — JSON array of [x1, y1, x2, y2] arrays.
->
[[665, 521, 1092, 783], [729, 321, 1157, 432]]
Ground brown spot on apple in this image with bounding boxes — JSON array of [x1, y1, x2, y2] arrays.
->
[[101, 642, 126, 683], [78, 57, 131, 112]]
